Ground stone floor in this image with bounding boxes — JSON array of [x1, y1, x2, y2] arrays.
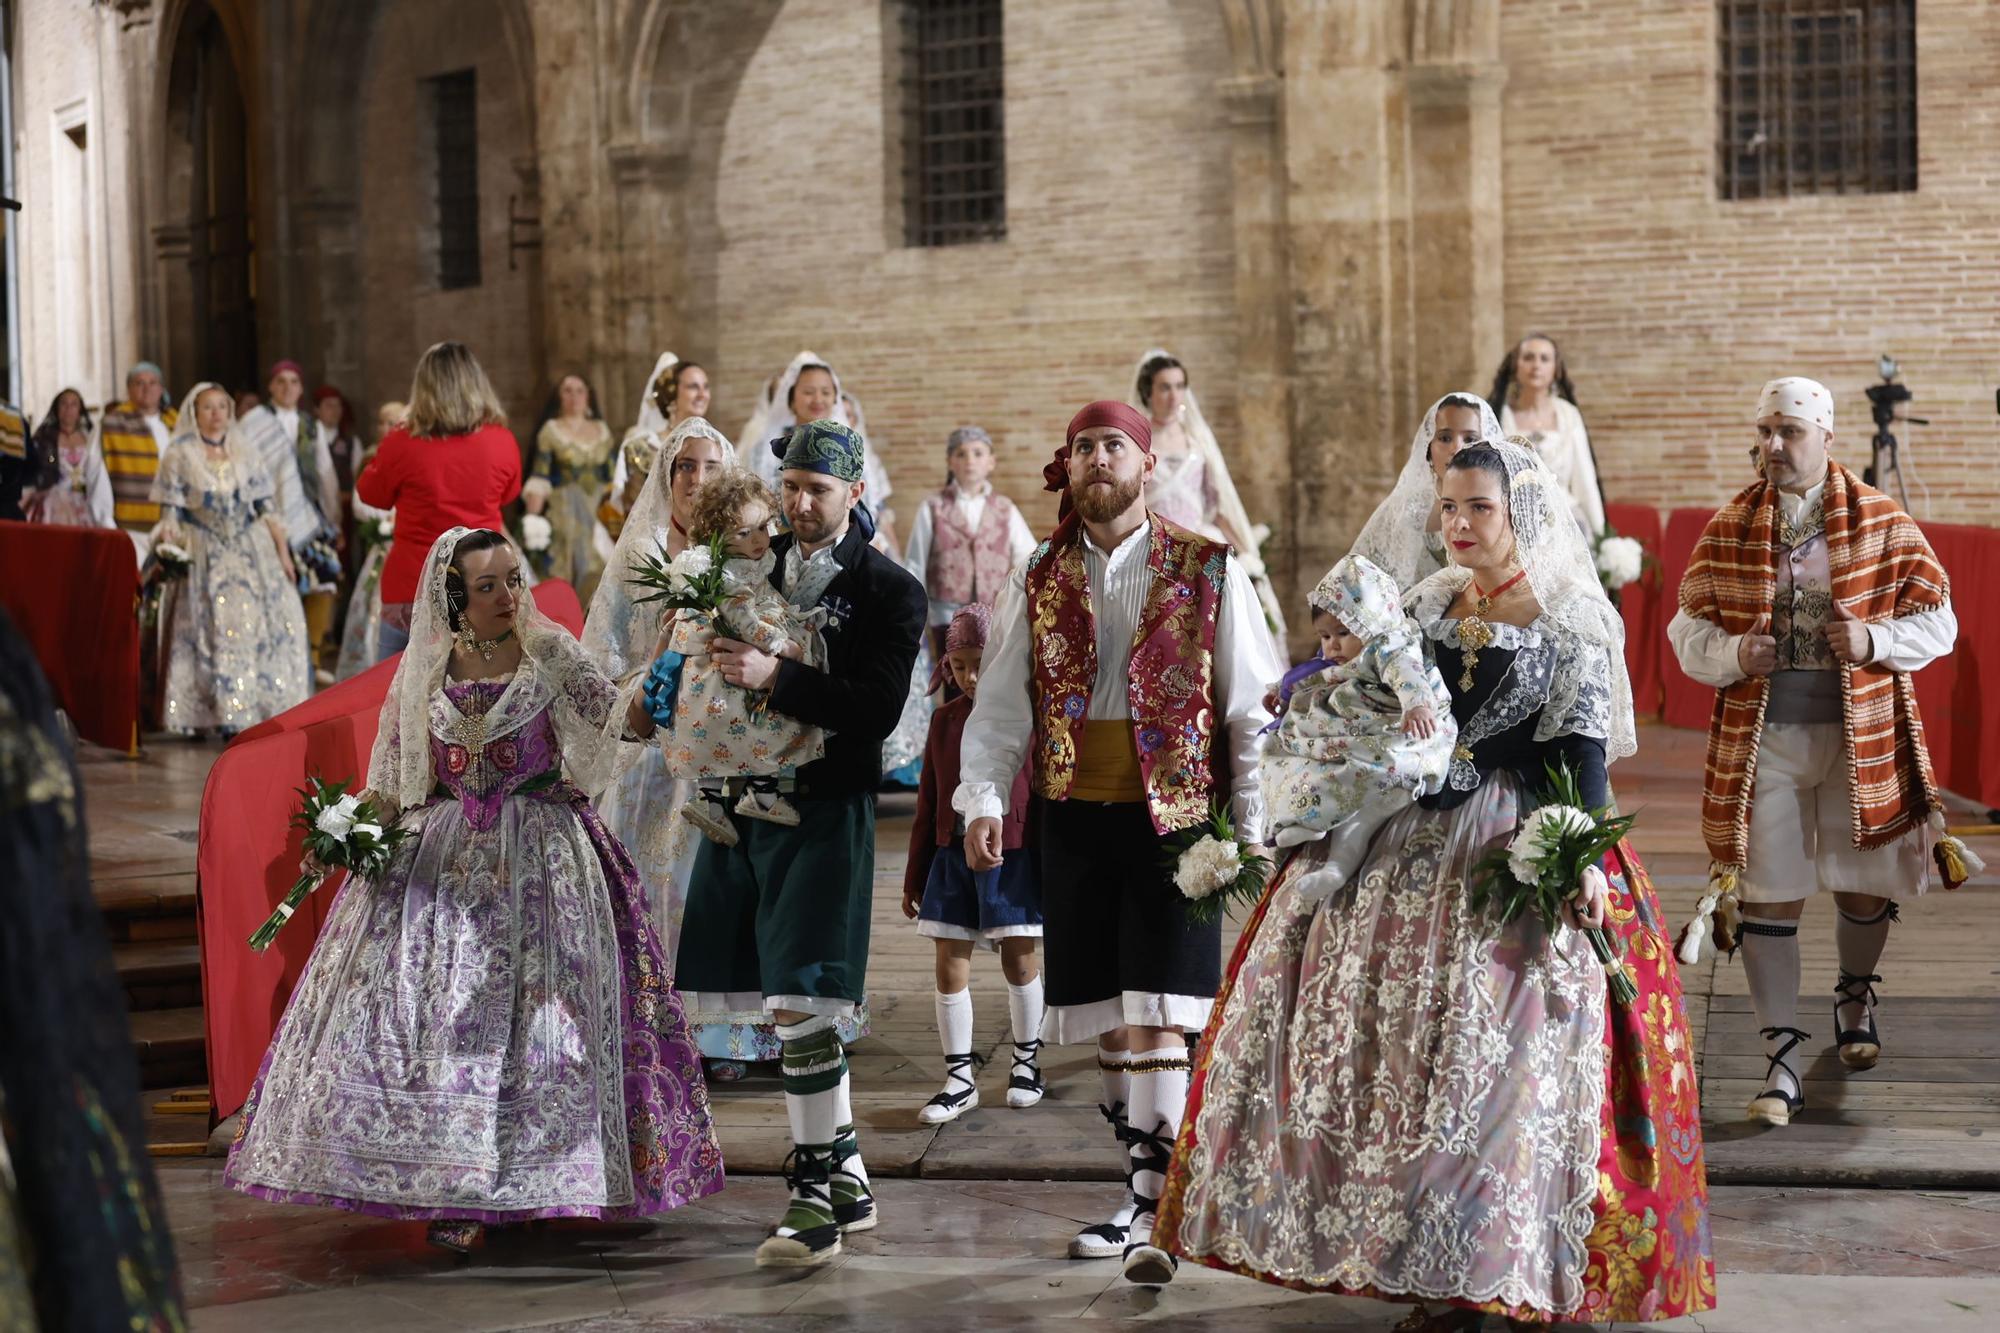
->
[[76, 721, 2000, 1328]]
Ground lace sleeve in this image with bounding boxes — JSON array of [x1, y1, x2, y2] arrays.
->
[[148, 444, 191, 511], [1537, 630, 1614, 745], [548, 633, 619, 730], [532, 629, 630, 797]]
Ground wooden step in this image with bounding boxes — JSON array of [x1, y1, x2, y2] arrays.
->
[[114, 940, 202, 1011], [96, 872, 197, 942], [128, 1006, 206, 1090]]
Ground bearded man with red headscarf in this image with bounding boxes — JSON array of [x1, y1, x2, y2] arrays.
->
[[955, 400, 1279, 1287]]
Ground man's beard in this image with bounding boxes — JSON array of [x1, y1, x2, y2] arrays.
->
[[789, 508, 843, 545], [1070, 473, 1144, 524]]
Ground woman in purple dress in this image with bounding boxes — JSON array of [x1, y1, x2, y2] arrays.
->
[[225, 526, 724, 1252]]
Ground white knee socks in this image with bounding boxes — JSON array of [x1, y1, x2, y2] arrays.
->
[[1835, 901, 1895, 1031], [1124, 1050, 1192, 1247], [1738, 913, 1804, 1098], [1006, 975, 1045, 1052]]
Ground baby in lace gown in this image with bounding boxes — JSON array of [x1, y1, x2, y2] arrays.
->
[[1259, 554, 1456, 892], [663, 471, 826, 839]]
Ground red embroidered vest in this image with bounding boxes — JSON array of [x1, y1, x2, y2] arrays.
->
[[1023, 514, 1229, 835], [925, 486, 1017, 607]]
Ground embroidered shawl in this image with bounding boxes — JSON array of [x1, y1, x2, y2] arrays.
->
[[1678, 463, 1948, 868]]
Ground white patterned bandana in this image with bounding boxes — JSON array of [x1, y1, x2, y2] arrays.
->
[[1756, 377, 1834, 433]]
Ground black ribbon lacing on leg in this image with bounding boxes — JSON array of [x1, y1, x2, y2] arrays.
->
[[1757, 1024, 1811, 1100], [1009, 1038, 1045, 1095], [923, 1050, 984, 1113]]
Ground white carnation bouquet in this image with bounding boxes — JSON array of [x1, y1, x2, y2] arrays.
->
[[1164, 802, 1274, 926], [356, 511, 394, 549], [627, 531, 730, 615], [247, 776, 411, 952], [517, 512, 554, 576], [1467, 761, 1638, 1004], [1592, 526, 1648, 593], [151, 542, 193, 581]]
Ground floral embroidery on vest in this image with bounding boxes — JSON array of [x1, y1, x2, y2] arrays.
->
[[925, 486, 1017, 607], [1023, 516, 1228, 834]]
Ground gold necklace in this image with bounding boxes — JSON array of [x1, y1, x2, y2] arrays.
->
[[458, 626, 516, 663], [1456, 567, 1529, 692]]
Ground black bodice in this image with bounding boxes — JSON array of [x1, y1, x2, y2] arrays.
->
[[1419, 633, 1609, 812]]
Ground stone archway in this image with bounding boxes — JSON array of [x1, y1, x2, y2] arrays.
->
[[596, 0, 787, 423]]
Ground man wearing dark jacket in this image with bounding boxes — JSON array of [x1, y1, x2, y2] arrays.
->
[[677, 418, 926, 1268]]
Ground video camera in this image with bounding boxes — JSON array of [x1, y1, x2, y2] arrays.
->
[[1862, 355, 1924, 506]]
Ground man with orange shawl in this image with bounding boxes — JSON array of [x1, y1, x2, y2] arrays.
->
[[1670, 376, 1973, 1128]]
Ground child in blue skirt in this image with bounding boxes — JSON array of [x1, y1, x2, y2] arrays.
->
[[900, 602, 1044, 1123]]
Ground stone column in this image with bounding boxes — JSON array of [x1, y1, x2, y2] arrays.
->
[[1276, 2, 1420, 600], [1406, 61, 1508, 406], [604, 140, 688, 422], [522, 0, 607, 388], [295, 193, 361, 395], [1217, 71, 1300, 620]]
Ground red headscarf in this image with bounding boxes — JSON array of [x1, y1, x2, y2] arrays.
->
[[1043, 401, 1153, 521], [312, 385, 355, 437]]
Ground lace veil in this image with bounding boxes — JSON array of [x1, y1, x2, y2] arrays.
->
[[154, 382, 261, 495], [742, 350, 844, 489], [1349, 392, 1506, 592], [581, 415, 738, 681], [740, 349, 892, 536], [1129, 347, 1268, 582], [606, 352, 680, 507], [367, 525, 625, 810], [1406, 439, 1637, 764]]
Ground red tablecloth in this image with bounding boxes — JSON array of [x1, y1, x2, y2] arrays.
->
[[1605, 502, 1664, 720], [1910, 523, 2000, 812], [1658, 509, 2000, 811], [198, 581, 586, 1119], [0, 521, 140, 752]]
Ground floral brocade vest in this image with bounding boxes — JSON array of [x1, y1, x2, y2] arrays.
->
[[925, 485, 1018, 607], [1023, 515, 1228, 835]]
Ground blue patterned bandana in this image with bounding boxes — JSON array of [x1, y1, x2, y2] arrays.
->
[[772, 418, 865, 483]]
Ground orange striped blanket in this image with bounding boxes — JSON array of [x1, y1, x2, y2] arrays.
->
[[1676, 465, 1954, 951]]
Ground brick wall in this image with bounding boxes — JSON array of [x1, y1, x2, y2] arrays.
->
[[1500, 0, 2000, 526], [706, 0, 1240, 534], [355, 0, 541, 442]]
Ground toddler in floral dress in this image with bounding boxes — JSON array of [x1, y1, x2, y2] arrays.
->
[[663, 470, 827, 841], [1259, 554, 1456, 895]]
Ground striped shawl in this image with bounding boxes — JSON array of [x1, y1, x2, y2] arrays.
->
[[1679, 463, 1948, 874]]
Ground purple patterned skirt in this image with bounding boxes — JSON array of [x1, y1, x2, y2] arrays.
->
[[225, 781, 726, 1222]]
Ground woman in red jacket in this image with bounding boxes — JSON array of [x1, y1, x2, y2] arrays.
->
[[355, 342, 522, 660]]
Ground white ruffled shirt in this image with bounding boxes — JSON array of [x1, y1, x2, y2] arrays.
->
[[953, 518, 1280, 843]]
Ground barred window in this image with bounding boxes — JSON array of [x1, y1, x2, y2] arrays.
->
[[428, 69, 481, 288], [1717, 0, 1917, 200], [896, 0, 1006, 247]]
